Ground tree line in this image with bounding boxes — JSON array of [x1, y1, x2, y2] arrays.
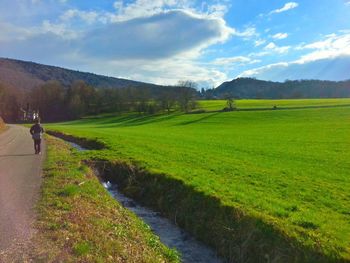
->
[[0, 80, 199, 122], [202, 78, 350, 99]]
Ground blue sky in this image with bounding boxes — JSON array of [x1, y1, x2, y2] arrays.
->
[[0, 0, 349, 87]]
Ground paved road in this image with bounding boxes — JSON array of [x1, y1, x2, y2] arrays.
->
[[0, 125, 44, 255]]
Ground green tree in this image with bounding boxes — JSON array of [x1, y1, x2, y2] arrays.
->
[[224, 93, 236, 111]]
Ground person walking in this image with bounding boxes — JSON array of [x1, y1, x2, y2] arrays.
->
[[30, 118, 44, 154]]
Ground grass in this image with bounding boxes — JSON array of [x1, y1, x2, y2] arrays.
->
[[27, 135, 179, 262], [45, 99, 350, 262], [198, 98, 350, 111], [0, 117, 6, 133]]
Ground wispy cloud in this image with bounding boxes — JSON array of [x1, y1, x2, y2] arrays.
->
[[239, 55, 350, 81], [272, 33, 288, 40], [212, 56, 260, 66], [41, 20, 78, 38], [254, 39, 266, 47], [60, 9, 100, 24], [0, 22, 33, 41], [296, 33, 350, 63], [264, 42, 291, 54], [82, 56, 229, 87], [240, 32, 350, 81], [233, 27, 258, 38], [269, 2, 299, 14]]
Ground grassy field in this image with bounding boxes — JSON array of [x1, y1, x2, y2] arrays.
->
[[19, 135, 179, 262], [45, 99, 350, 261], [198, 98, 350, 111]]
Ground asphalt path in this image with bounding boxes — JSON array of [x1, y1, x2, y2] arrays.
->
[[0, 125, 44, 256]]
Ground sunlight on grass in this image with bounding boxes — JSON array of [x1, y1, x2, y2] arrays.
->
[[198, 98, 350, 111], [46, 99, 350, 260]]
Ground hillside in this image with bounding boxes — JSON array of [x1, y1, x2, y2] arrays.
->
[[2, 57, 350, 100], [0, 58, 160, 91], [206, 78, 350, 99]]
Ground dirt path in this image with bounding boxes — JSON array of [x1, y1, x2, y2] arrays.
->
[[0, 125, 44, 258]]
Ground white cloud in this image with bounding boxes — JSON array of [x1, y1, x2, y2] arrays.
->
[[81, 57, 228, 87], [233, 27, 258, 38], [295, 33, 350, 63], [269, 2, 299, 14], [41, 20, 78, 39], [239, 32, 350, 81], [207, 3, 229, 17], [264, 42, 291, 53], [0, 0, 236, 87], [60, 9, 100, 24], [0, 9, 234, 87], [272, 33, 288, 40], [78, 10, 233, 60], [1, 8, 234, 59], [249, 51, 270, 57], [239, 62, 288, 78], [239, 55, 350, 81], [0, 22, 33, 41], [0, 20, 77, 41], [111, 0, 229, 22], [254, 39, 266, 47], [212, 56, 260, 66], [56, 1, 231, 26]]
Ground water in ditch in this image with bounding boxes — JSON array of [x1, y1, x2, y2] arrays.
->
[[102, 181, 223, 263], [68, 141, 87, 152], [68, 140, 224, 263]]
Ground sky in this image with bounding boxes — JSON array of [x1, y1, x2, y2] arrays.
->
[[0, 0, 350, 88]]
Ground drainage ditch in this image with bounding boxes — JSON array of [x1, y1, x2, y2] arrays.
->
[[65, 138, 223, 263]]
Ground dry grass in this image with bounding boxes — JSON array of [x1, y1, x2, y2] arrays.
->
[[0, 117, 6, 133]]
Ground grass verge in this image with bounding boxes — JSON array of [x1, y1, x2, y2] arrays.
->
[[26, 135, 179, 262], [0, 117, 7, 133]]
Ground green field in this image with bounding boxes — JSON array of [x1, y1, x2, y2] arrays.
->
[[46, 99, 350, 261], [198, 98, 350, 111]]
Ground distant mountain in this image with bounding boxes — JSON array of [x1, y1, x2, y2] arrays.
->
[[0, 57, 161, 91], [207, 78, 350, 99]]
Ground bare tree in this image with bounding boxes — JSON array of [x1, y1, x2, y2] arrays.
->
[[29, 81, 65, 121], [177, 80, 198, 112], [159, 89, 176, 113]]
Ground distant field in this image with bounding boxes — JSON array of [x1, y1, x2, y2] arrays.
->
[[46, 99, 350, 261], [198, 98, 350, 111]]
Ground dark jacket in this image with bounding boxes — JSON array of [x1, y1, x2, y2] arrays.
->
[[30, 123, 44, 135]]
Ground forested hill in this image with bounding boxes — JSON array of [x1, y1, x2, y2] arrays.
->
[[0, 57, 160, 91], [205, 78, 350, 99]]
